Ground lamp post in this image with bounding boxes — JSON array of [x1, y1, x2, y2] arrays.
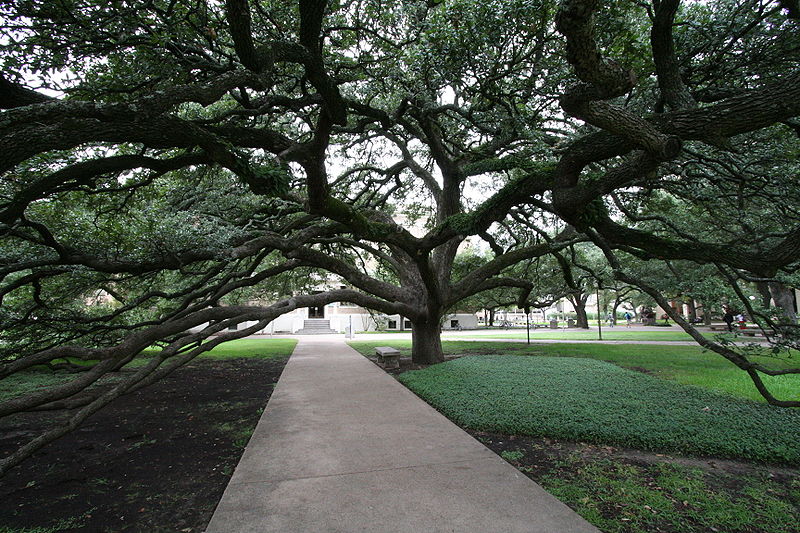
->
[[525, 305, 531, 345], [596, 286, 603, 341]]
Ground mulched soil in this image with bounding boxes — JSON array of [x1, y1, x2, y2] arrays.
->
[[470, 432, 800, 533], [0, 356, 289, 533], [470, 430, 799, 491]]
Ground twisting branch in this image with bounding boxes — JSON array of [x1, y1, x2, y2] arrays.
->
[[0, 73, 54, 109], [651, 0, 696, 110], [555, 0, 682, 160], [588, 229, 800, 407], [225, 0, 269, 72], [0, 287, 412, 476]]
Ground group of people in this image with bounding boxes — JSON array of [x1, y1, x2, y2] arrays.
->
[[722, 309, 747, 332], [603, 307, 747, 331], [605, 311, 634, 327]]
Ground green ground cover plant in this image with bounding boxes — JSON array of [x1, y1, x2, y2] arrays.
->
[[516, 343, 799, 403], [347, 340, 798, 403], [397, 355, 800, 464], [0, 372, 78, 403], [524, 343, 800, 403]]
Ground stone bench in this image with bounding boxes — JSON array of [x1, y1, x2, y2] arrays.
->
[[740, 330, 775, 337], [709, 324, 752, 332], [708, 325, 773, 337], [375, 346, 401, 369]]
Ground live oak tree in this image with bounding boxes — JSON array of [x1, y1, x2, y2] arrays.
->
[[1, 0, 800, 475]]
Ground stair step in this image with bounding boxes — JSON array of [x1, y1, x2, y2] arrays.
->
[[303, 320, 331, 327], [296, 319, 337, 335]]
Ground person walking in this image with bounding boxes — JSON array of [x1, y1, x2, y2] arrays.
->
[[723, 309, 734, 332], [623, 311, 633, 327]]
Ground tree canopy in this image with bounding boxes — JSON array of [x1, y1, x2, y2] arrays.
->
[[1, 0, 799, 475]]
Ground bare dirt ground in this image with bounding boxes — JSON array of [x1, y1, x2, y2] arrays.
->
[[0, 356, 289, 532], [471, 431, 799, 532]]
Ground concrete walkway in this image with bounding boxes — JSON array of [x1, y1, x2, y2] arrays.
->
[[205, 337, 598, 533]]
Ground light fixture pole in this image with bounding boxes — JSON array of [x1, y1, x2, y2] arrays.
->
[[596, 286, 603, 341], [525, 305, 531, 345]]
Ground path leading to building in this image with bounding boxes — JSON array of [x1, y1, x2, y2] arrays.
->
[[205, 337, 598, 533]]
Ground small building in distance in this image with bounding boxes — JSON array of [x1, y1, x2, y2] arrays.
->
[[221, 280, 479, 335]]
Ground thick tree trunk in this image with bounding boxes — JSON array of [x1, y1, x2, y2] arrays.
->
[[699, 302, 712, 325], [611, 299, 622, 325], [411, 320, 445, 364], [756, 281, 773, 309], [687, 299, 697, 321], [573, 299, 589, 328], [488, 308, 495, 326], [768, 282, 797, 322]]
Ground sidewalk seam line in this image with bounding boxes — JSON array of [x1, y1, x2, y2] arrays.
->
[[228, 455, 499, 486]]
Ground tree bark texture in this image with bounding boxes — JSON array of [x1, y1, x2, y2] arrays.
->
[[768, 282, 798, 322], [411, 320, 445, 364], [571, 296, 590, 328]]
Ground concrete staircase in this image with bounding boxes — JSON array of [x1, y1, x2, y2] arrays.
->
[[294, 319, 338, 335]]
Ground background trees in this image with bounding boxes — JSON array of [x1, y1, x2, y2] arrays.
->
[[1, 0, 799, 474]]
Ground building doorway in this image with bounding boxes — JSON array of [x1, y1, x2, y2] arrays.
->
[[308, 305, 325, 318]]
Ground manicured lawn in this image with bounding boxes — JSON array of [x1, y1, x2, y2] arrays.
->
[[398, 355, 800, 464], [515, 342, 799, 404], [459, 329, 707, 341], [182, 338, 297, 360], [2, 338, 298, 401], [347, 340, 799, 403], [132, 337, 298, 365]]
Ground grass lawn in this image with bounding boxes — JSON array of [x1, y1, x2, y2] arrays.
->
[[538, 454, 800, 533], [517, 342, 799, 404], [458, 329, 710, 341], [486, 433, 800, 533], [347, 340, 799, 403], [171, 337, 297, 360], [398, 355, 800, 464], [1, 338, 298, 401], [127, 337, 298, 368]]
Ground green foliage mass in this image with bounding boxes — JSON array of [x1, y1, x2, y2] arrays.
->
[[574, 197, 609, 229], [398, 355, 800, 464]]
